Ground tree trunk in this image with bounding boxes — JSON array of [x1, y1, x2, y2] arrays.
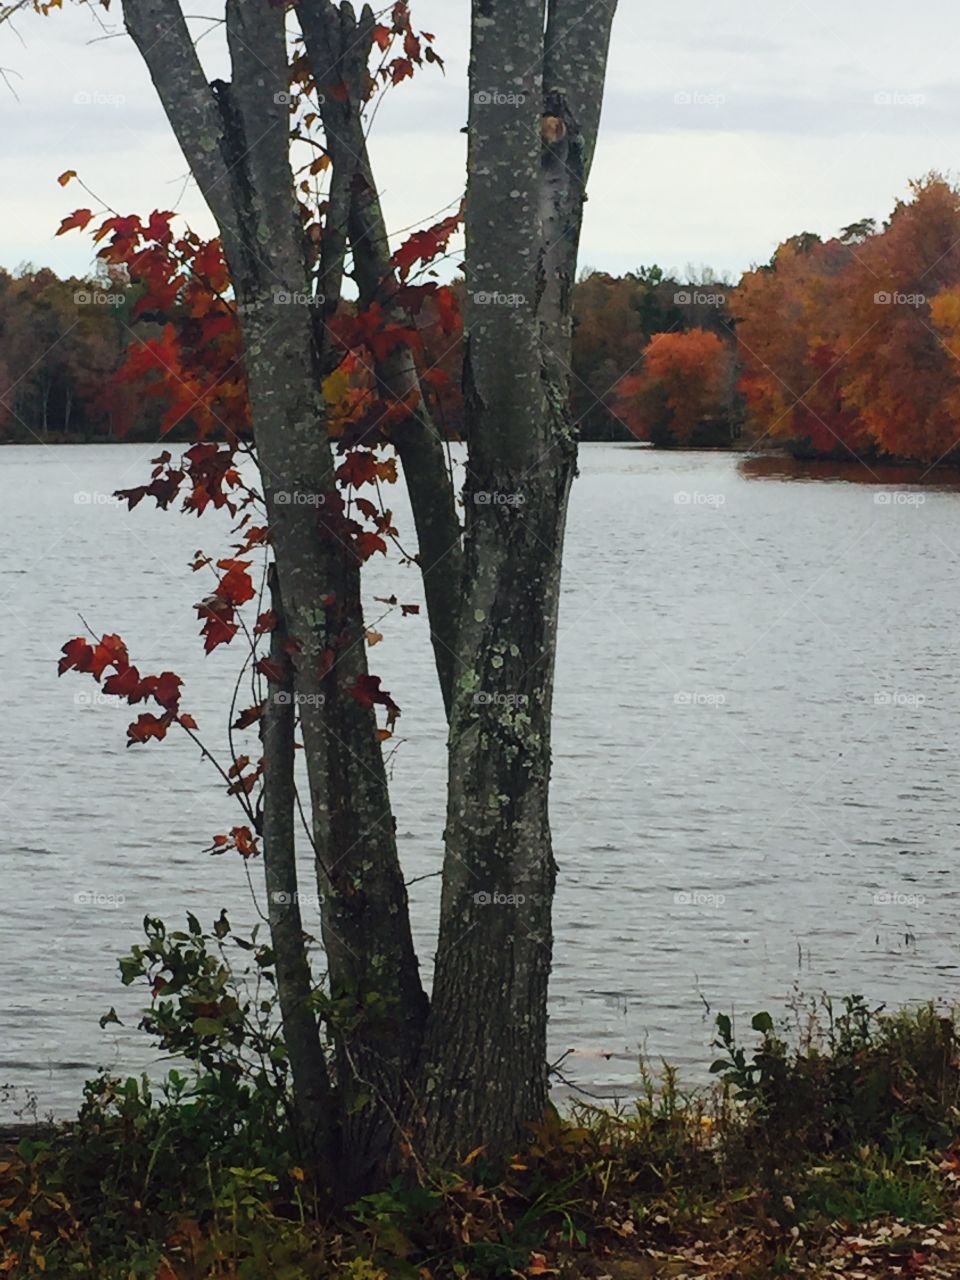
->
[[416, 0, 616, 1166], [123, 0, 427, 1192], [299, 0, 464, 719], [113, 0, 617, 1189], [261, 565, 334, 1175]]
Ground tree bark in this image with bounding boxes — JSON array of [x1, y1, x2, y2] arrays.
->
[[123, 0, 427, 1191], [299, 0, 464, 719], [416, 0, 616, 1166], [112, 0, 617, 1187], [261, 565, 334, 1174]]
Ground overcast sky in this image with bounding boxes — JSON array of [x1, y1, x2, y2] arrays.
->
[[1, 0, 957, 284]]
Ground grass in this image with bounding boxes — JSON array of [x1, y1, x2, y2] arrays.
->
[[3, 995, 960, 1278], [798, 1152, 946, 1224]]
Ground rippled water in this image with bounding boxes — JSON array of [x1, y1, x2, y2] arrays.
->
[[3, 442, 960, 1119]]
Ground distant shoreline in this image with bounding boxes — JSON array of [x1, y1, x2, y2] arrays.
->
[[5, 436, 960, 480]]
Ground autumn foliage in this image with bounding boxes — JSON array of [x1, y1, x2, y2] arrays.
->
[[0, 265, 144, 438], [733, 175, 960, 463], [615, 329, 736, 446], [14, 177, 960, 464], [47, 12, 462, 818]]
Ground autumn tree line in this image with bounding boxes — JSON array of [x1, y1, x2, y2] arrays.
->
[[0, 266, 145, 439], [0, 258, 728, 444], [5, 174, 960, 464]]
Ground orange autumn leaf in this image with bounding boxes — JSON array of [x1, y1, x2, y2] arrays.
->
[[56, 208, 94, 236]]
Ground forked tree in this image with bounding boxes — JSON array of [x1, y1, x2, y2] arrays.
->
[[23, 0, 617, 1192]]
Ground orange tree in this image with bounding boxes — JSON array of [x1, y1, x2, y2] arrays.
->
[[14, 0, 619, 1195], [614, 329, 736, 446], [732, 176, 960, 463]]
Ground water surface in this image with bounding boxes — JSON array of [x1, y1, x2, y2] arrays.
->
[[2, 443, 958, 1117]]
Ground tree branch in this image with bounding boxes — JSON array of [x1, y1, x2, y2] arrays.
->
[[463, 0, 547, 468], [300, 0, 464, 718], [544, 0, 619, 183], [121, 0, 240, 244]]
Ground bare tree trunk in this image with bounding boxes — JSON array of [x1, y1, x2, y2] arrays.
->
[[299, 0, 464, 718], [261, 565, 334, 1175], [122, 0, 426, 1191], [417, 0, 617, 1166], [111, 0, 616, 1188]]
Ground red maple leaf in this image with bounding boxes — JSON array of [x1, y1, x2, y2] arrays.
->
[[56, 209, 94, 237], [127, 712, 173, 747], [215, 559, 256, 608], [355, 531, 388, 561], [197, 604, 239, 653], [351, 674, 401, 731], [337, 450, 379, 488], [391, 211, 462, 281]]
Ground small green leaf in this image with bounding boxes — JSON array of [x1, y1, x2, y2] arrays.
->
[[192, 1017, 225, 1036]]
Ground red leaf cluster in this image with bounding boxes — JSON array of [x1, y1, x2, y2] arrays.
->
[[369, 1, 444, 89], [391, 211, 463, 282], [58, 633, 191, 747], [59, 209, 247, 443], [209, 826, 260, 859], [195, 558, 255, 653], [116, 444, 250, 517]]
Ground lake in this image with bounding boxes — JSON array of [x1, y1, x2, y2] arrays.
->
[[2, 442, 959, 1119]]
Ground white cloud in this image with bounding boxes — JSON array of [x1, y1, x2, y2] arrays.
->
[[1, 0, 958, 282]]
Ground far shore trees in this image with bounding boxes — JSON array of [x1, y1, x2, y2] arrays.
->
[[734, 175, 960, 465], [614, 329, 739, 447]]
